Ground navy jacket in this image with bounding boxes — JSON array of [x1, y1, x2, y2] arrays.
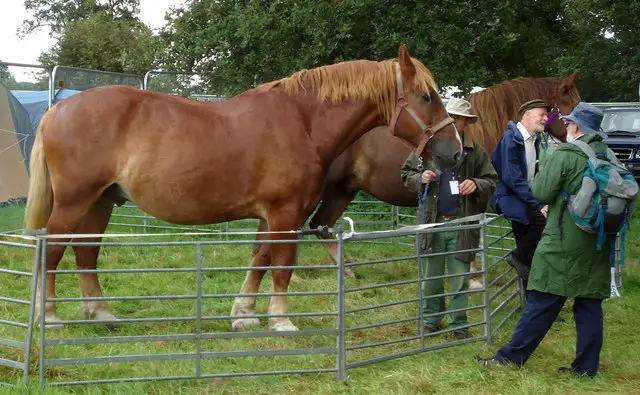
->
[[489, 121, 543, 224]]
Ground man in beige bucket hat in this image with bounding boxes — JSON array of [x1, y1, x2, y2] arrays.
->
[[445, 97, 479, 124], [401, 97, 497, 339]]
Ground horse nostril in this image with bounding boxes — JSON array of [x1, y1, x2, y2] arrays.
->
[[453, 152, 461, 162]]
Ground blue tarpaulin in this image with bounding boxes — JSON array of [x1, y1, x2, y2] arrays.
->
[[2, 85, 81, 174]]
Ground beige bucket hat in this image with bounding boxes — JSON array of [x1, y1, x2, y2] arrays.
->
[[446, 97, 478, 124]]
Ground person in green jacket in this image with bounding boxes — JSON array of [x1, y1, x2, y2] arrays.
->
[[477, 102, 614, 377], [401, 98, 497, 340]]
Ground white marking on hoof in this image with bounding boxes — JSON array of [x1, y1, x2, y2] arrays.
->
[[270, 320, 299, 332], [232, 318, 260, 332], [89, 308, 119, 330], [469, 278, 484, 290], [344, 267, 356, 279], [40, 313, 64, 330]]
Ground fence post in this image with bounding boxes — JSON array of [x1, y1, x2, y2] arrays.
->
[[195, 244, 203, 378], [38, 236, 48, 387], [616, 234, 623, 289], [335, 228, 347, 381], [23, 236, 43, 388], [416, 228, 425, 347], [481, 219, 492, 347]]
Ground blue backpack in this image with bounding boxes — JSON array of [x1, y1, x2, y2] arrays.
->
[[560, 139, 638, 268]]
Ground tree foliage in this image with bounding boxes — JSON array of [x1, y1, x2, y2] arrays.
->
[[22, 0, 139, 36], [160, 0, 640, 101], [551, 0, 640, 101], [22, 1, 158, 76], [0, 62, 49, 90], [37, 12, 159, 75], [19, 0, 640, 101]]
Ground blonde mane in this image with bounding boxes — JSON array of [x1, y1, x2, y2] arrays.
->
[[258, 58, 438, 123], [467, 76, 581, 153]]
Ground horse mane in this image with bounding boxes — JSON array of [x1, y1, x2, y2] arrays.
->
[[467, 76, 581, 153], [258, 58, 438, 123]]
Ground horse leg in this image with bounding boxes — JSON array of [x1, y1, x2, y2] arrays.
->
[[71, 197, 117, 325], [231, 218, 270, 331], [267, 210, 305, 331], [35, 201, 97, 328], [309, 184, 358, 278]]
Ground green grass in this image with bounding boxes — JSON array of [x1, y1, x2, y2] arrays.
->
[[1, 198, 639, 394]]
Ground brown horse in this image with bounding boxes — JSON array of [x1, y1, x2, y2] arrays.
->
[[24, 44, 463, 331], [309, 73, 581, 269]]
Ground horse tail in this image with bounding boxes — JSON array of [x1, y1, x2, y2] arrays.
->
[[24, 114, 53, 231]]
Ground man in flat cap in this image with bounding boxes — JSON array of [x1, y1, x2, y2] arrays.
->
[[489, 99, 551, 288]]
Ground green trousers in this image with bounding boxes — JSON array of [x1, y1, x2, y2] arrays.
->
[[420, 226, 470, 332]]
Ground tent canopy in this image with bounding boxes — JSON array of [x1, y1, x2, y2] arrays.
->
[[0, 84, 80, 202]]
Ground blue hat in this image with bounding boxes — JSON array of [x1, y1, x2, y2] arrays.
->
[[559, 102, 604, 135]]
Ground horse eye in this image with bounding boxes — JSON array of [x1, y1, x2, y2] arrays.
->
[[422, 94, 431, 104]]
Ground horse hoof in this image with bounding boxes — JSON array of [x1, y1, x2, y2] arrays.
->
[[91, 309, 119, 330], [290, 272, 302, 282], [469, 279, 484, 290], [39, 314, 64, 330], [45, 319, 64, 330], [270, 320, 299, 332], [344, 267, 356, 279], [232, 318, 260, 332]]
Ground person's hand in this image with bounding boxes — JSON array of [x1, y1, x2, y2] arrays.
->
[[459, 179, 477, 195], [421, 170, 437, 184], [541, 205, 549, 218]]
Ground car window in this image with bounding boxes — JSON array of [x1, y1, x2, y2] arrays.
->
[[602, 110, 640, 133]]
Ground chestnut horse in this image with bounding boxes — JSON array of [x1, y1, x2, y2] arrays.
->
[[309, 73, 582, 270], [24, 44, 463, 331]]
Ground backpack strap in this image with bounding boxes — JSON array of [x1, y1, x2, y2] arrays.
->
[[604, 147, 630, 172], [609, 237, 616, 268], [570, 139, 599, 167], [619, 215, 629, 269], [606, 147, 620, 165]]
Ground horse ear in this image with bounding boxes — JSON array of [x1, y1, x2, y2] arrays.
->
[[560, 72, 578, 92], [398, 43, 416, 85]]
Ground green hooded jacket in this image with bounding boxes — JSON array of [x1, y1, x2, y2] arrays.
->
[[529, 134, 613, 299]]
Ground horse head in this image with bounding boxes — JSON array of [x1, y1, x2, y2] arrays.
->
[[389, 44, 462, 170], [546, 72, 581, 142]]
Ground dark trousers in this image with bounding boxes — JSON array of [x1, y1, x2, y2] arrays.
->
[[495, 290, 604, 377], [511, 206, 547, 268]]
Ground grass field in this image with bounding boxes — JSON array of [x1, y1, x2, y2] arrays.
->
[[1, 198, 639, 394]]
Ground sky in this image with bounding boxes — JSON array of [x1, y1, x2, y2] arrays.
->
[[0, 0, 185, 81]]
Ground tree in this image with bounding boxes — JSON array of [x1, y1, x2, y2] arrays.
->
[[22, 0, 140, 36], [551, 0, 640, 101], [160, 0, 574, 97], [37, 12, 159, 77], [0, 62, 10, 83]]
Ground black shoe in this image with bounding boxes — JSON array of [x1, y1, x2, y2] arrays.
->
[[506, 255, 530, 282], [558, 366, 595, 378], [475, 355, 505, 368]]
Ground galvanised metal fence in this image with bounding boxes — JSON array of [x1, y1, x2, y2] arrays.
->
[[0, 213, 532, 389]]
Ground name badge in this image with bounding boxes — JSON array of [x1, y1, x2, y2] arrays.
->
[[450, 180, 459, 195]]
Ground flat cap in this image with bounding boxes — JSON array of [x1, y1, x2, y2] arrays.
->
[[518, 99, 552, 118]]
